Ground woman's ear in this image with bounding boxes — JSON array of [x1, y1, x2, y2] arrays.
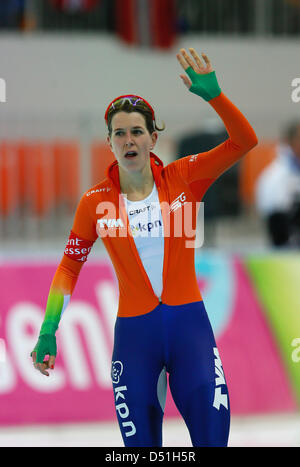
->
[[107, 135, 112, 150], [151, 131, 158, 149]]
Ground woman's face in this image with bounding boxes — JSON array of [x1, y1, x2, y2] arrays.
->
[[107, 111, 157, 173]]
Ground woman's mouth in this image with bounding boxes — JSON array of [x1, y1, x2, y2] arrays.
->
[[125, 151, 138, 158]]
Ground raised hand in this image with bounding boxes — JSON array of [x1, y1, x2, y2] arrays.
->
[[176, 48, 213, 90], [176, 47, 220, 101]]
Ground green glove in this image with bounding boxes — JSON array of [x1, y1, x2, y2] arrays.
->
[[31, 334, 57, 364], [185, 66, 221, 101]]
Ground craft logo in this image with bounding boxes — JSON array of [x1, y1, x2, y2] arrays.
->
[[0, 78, 6, 103], [128, 205, 154, 216], [291, 78, 300, 103], [86, 187, 111, 197]]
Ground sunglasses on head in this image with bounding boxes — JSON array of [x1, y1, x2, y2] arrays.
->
[[104, 94, 155, 125]]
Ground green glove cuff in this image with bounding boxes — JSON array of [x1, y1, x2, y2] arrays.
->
[[185, 67, 221, 101], [40, 320, 59, 336], [31, 334, 57, 363]]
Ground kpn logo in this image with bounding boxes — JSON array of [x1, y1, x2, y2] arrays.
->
[[0, 78, 6, 103]]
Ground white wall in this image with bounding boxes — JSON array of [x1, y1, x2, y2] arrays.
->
[[1, 33, 300, 141]]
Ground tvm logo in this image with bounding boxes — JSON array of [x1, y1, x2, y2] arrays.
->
[[212, 347, 228, 411], [98, 218, 124, 229], [0, 78, 6, 103]]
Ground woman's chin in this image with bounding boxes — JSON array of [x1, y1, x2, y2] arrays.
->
[[121, 157, 148, 173]]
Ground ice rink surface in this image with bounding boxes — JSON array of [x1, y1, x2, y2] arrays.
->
[[1, 413, 300, 447]]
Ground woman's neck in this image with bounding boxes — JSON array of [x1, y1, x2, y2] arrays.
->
[[119, 164, 154, 201]]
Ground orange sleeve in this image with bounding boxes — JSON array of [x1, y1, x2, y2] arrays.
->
[[171, 92, 258, 186], [40, 194, 98, 335], [71, 192, 98, 242], [51, 192, 98, 294]]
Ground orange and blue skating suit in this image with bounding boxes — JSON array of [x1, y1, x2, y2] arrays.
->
[[41, 92, 257, 446]]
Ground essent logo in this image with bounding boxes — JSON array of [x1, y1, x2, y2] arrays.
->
[[64, 235, 94, 262]]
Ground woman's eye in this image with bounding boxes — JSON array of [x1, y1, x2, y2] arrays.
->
[[115, 129, 143, 136]]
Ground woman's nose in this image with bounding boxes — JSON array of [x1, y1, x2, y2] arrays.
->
[[125, 134, 134, 146]]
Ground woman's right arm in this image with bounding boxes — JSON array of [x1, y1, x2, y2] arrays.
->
[[31, 193, 97, 376]]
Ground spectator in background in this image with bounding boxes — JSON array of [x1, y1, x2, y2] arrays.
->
[[255, 121, 300, 247], [0, 0, 25, 30]]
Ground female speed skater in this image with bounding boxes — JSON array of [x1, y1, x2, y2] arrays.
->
[[31, 47, 258, 447]]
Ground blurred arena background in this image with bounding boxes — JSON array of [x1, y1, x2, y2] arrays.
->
[[1, 0, 300, 447]]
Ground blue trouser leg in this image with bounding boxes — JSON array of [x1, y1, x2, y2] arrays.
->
[[111, 301, 230, 447], [111, 306, 167, 447], [166, 301, 230, 447]]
